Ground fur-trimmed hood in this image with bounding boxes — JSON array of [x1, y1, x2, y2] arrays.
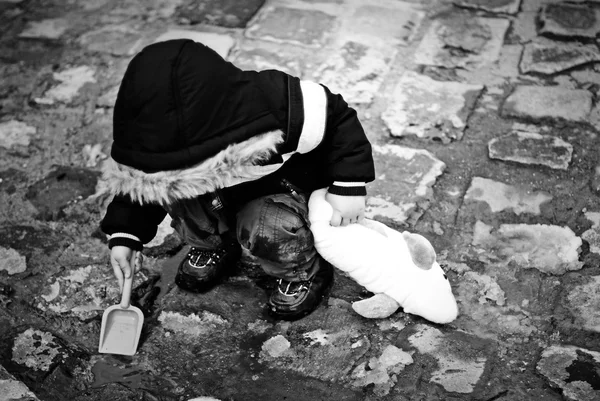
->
[[101, 130, 285, 205]]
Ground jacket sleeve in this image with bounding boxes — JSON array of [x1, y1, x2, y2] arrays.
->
[[322, 84, 375, 196], [100, 194, 167, 251]]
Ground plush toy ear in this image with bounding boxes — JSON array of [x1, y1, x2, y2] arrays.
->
[[402, 232, 436, 270]]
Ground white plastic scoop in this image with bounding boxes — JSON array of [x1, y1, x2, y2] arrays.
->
[[98, 253, 144, 356]]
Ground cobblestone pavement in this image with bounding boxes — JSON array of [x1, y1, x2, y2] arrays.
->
[[1, 0, 600, 400]]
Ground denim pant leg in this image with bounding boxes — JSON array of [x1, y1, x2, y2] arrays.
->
[[166, 193, 231, 250], [236, 192, 321, 281]]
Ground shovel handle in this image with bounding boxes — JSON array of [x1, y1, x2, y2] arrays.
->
[[120, 251, 136, 309]]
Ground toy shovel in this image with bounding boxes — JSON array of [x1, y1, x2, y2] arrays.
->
[[98, 253, 144, 356]]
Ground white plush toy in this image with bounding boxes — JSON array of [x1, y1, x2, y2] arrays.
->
[[308, 189, 458, 324]]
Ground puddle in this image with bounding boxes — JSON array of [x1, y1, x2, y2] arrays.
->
[[90, 359, 143, 389], [153, 247, 187, 306]]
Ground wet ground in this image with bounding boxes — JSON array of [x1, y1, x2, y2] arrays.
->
[[1, 0, 600, 400]]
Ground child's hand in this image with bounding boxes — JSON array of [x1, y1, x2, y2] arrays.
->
[[110, 246, 142, 293], [325, 192, 366, 227]]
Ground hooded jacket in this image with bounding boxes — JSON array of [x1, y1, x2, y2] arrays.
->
[[100, 39, 375, 250]]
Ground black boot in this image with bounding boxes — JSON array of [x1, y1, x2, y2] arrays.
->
[[267, 260, 334, 321], [175, 242, 241, 293]]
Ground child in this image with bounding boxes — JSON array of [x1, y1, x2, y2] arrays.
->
[[100, 39, 375, 320]]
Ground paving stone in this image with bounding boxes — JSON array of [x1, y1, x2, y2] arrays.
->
[[0, 120, 36, 149], [537, 345, 600, 401], [454, 0, 521, 14], [465, 177, 552, 215], [539, 2, 600, 39], [153, 30, 235, 59], [261, 335, 291, 358], [511, 11, 538, 43], [314, 41, 394, 104], [502, 85, 592, 122], [566, 275, 600, 333], [108, 0, 184, 20], [582, 212, 600, 253], [408, 325, 488, 394], [35, 66, 96, 105], [472, 221, 583, 275], [232, 40, 312, 77], [520, 39, 600, 75], [18, 18, 69, 39], [0, 246, 26, 275], [158, 310, 229, 337], [350, 345, 413, 396], [175, 0, 265, 28], [382, 71, 483, 142], [366, 144, 445, 224], [454, 268, 539, 337], [337, 1, 425, 48], [488, 130, 573, 170], [455, 43, 522, 87], [0, 364, 39, 400], [79, 26, 144, 56], [245, 5, 336, 47], [414, 16, 510, 70]]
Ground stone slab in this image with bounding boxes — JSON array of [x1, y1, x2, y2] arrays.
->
[[502, 85, 592, 122], [0, 246, 26, 275], [79, 25, 144, 56], [537, 345, 600, 401], [19, 18, 69, 39], [539, 2, 600, 39], [454, 0, 521, 14], [472, 221, 583, 275], [582, 211, 600, 253], [0, 120, 36, 149], [464, 177, 552, 215], [337, 1, 425, 49], [231, 40, 312, 77], [175, 0, 265, 28], [112, 0, 184, 20], [350, 345, 413, 396], [408, 325, 487, 393], [245, 5, 336, 47], [521, 39, 600, 75], [314, 41, 394, 104], [153, 30, 235, 59], [382, 71, 483, 142], [0, 363, 39, 400], [566, 275, 600, 333], [414, 16, 510, 70], [35, 66, 96, 105], [488, 131, 573, 170], [366, 144, 445, 224]]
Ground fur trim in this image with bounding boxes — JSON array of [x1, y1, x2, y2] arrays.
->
[[101, 130, 285, 205]]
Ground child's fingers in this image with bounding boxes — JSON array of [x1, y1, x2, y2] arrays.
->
[[110, 258, 125, 292], [330, 210, 342, 227]]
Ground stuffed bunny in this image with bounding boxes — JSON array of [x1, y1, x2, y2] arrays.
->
[[308, 189, 458, 324]]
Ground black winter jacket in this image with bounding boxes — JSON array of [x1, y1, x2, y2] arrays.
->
[[100, 39, 374, 250]]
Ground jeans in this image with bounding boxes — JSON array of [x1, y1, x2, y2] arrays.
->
[[166, 184, 321, 281]]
